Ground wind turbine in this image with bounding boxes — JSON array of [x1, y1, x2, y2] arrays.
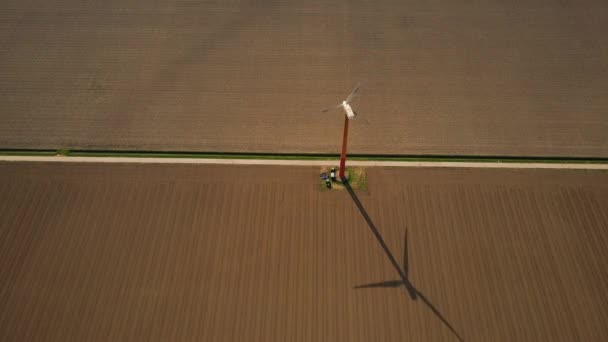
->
[[322, 84, 361, 181]]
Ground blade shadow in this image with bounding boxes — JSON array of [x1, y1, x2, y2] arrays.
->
[[354, 279, 464, 342], [344, 181, 464, 342], [353, 280, 403, 289], [416, 290, 464, 342]]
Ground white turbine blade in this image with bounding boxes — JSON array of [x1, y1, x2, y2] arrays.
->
[[321, 104, 341, 113], [345, 84, 361, 103], [352, 109, 370, 124]]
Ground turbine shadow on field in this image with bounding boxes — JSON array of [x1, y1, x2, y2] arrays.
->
[[344, 182, 464, 342]]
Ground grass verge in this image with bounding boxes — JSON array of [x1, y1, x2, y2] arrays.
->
[[0, 149, 57, 156], [66, 150, 608, 164], [1, 149, 607, 164]]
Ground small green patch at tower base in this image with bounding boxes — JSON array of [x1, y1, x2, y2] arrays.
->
[[319, 166, 367, 191]]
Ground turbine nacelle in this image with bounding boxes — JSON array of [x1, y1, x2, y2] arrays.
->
[[341, 101, 357, 119], [321, 84, 361, 120]]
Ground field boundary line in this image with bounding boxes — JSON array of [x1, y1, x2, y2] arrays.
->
[[2, 155, 608, 170]]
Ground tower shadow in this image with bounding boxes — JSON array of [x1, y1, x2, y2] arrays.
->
[[344, 182, 464, 342]]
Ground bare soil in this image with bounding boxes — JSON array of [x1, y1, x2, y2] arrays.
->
[[1, 1, 607, 156], [1, 162, 607, 341]]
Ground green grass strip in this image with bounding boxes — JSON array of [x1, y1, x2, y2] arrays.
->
[[1, 149, 607, 164], [66, 150, 338, 160], [0, 149, 57, 156], [65, 150, 608, 164]]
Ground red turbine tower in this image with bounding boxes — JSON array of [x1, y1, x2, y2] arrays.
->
[[322, 84, 361, 180]]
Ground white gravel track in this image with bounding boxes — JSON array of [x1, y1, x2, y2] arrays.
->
[[1, 155, 607, 170]]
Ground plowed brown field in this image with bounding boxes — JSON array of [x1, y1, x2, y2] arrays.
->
[[1, 1, 607, 156], [1, 162, 607, 341]]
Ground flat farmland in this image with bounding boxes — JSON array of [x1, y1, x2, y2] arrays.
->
[[1, 0, 607, 156], [1, 162, 608, 341]]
